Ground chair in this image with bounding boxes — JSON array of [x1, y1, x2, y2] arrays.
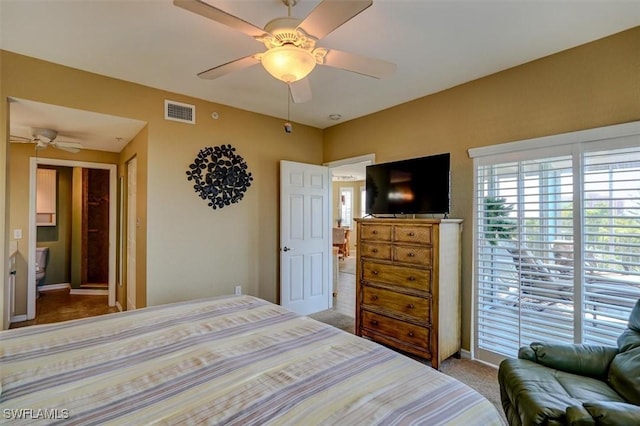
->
[[498, 298, 640, 425], [507, 247, 573, 303], [343, 229, 351, 257], [332, 228, 348, 260]]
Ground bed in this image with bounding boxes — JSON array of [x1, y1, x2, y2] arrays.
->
[[1, 295, 503, 425]]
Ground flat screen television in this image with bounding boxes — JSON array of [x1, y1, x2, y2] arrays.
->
[[365, 153, 450, 215]]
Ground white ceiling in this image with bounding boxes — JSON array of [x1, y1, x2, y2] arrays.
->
[[2, 0, 640, 150]]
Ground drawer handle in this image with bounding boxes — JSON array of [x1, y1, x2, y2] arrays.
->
[[370, 320, 378, 326], [407, 252, 415, 257], [371, 295, 378, 300], [407, 303, 414, 309], [372, 248, 378, 253], [372, 230, 378, 234], [372, 270, 379, 275], [408, 331, 414, 337], [408, 232, 415, 236], [407, 276, 416, 281]]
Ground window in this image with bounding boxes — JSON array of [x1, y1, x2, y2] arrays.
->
[[339, 188, 353, 228], [470, 122, 640, 363]]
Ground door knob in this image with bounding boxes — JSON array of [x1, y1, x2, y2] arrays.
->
[[282, 247, 291, 252]]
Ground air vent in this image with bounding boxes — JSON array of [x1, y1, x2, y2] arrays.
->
[[164, 100, 195, 124]]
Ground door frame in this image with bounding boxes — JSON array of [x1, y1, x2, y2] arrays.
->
[[126, 156, 137, 310], [323, 154, 374, 311], [27, 157, 117, 319]]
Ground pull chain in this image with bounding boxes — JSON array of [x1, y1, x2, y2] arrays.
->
[[284, 85, 292, 133]]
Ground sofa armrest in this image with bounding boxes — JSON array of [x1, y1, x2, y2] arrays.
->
[[583, 401, 640, 425], [518, 342, 618, 379]]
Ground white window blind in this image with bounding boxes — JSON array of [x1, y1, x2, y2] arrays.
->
[[582, 147, 640, 345], [472, 122, 640, 361], [476, 156, 575, 357]]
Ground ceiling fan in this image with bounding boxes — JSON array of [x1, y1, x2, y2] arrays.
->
[[10, 128, 84, 153], [174, 0, 396, 103]]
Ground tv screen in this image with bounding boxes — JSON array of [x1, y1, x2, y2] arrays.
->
[[365, 153, 450, 215]]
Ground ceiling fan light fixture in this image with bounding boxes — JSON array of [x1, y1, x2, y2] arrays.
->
[[260, 45, 316, 83]]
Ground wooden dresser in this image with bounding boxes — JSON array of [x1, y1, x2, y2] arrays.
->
[[354, 218, 462, 369]]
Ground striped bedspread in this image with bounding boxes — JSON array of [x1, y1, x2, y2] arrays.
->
[[1, 295, 503, 425]]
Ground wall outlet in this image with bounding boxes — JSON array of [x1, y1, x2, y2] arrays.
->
[[13, 229, 22, 240], [234, 285, 242, 296]]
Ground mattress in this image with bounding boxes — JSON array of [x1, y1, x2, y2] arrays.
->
[[1, 295, 503, 425]]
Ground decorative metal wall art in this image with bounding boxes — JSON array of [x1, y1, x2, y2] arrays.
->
[[186, 144, 253, 210]]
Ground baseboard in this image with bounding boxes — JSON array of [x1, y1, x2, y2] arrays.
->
[[70, 289, 108, 296], [39, 283, 71, 291], [10, 314, 27, 323], [458, 349, 499, 369]]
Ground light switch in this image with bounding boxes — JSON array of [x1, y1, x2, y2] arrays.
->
[[13, 229, 22, 239]]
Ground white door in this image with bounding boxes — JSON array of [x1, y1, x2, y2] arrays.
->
[[280, 160, 331, 315], [126, 157, 137, 310]]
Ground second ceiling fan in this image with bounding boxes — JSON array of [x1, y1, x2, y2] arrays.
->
[[10, 127, 84, 153], [174, 0, 395, 103]]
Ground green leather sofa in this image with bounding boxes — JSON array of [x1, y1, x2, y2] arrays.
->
[[498, 299, 640, 425]]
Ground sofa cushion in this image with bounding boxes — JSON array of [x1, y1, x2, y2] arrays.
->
[[583, 401, 640, 425], [608, 347, 640, 405], [556, 371, 626, 403]]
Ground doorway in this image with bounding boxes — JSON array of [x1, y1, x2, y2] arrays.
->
[[324, 154, 374, 318], [27, 158, 117, 319], [82, 168, 110, 287]]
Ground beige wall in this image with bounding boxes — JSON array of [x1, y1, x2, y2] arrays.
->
[[323, 27, 640, 351], [1, 50, 323, 322]]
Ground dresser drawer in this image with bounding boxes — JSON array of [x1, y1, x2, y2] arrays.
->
[[361, 310, 429, 351], [362, 286, 429, 322], [393, 245, 432, 266], [393, 225, 432, 244], [360, 224, 392, 241], [360, 242, 392, 260], [362, 261, 431, 292]]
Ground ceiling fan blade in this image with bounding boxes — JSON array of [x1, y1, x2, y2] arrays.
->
[[323, 48, 396, 79], [197, 55, 260, 80], [54, 145, 80, 154], [289, 79, 312, 104], [9, 135, 34, 143], [298, 0, 372, 40], [173, 0, 266, 38], [54, 141, 83, 149]]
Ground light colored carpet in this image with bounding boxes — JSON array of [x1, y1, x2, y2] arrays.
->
[[308, 309, 355, 334], [308, 308, 506, 424]]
